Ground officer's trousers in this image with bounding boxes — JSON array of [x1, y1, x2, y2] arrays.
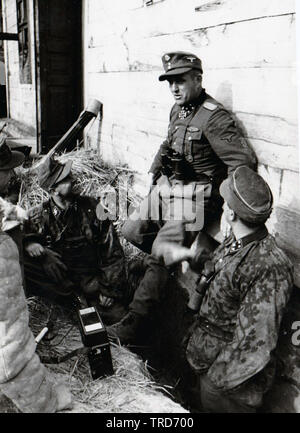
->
[[122, 175, 220, 317]]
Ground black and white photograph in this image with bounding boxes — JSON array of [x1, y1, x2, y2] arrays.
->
[[0, 0, 299, 418]]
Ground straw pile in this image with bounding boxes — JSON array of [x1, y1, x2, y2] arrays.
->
[[28, 296, 187, 413], [18, 148, 144, 261], [19, 149, 187, 413]]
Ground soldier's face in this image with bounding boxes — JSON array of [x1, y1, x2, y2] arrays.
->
[[223, 202, 235, 224], [167, 71, 202, 106], [53, 175, 74, 198]]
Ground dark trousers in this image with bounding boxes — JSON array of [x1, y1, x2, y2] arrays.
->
[[122, 177, 221, 317], [197, 373, 272, 413], [23, 254, 126, 325]]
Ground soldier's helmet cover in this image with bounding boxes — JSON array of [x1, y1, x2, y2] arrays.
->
[[220, 166, 273, 224], [159, 51, 203, 81], [37, 157, 73, 192]]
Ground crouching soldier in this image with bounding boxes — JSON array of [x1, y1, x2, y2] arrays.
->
[[23, 157, 128, 325], [184, 166, 294, 413], [0, 150, 71, 413]]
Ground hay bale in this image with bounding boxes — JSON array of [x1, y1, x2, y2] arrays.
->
[[28, 297, 188, 413]]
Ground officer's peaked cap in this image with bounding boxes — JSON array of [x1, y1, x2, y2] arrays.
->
[[220, 166, 273, 224], [159, 51, 203, 81]]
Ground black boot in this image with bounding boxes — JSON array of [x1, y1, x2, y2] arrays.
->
[[106, 311, 144, 345]]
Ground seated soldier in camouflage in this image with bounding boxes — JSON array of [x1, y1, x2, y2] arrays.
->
[[0, 144, 71, 413], [23, 157, 128, 324], [184, 166, 294, 413]]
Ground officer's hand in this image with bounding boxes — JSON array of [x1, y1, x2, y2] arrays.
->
[[53, 382, 73, 412], [43, 249, 67, 282], [98, 294, 114, 308], [25, 242, 45, 257]]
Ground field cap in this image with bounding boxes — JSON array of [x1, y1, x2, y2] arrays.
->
[[159, 51, 203, 81], [38, 157, 73, 191], [220, 166, 273, 223]]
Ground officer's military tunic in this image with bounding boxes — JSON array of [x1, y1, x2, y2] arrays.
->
[[186, 226, 293, 409], [150, 89, 256, 182], [23, 195, 127, 302], [123, 89, 257, 256]]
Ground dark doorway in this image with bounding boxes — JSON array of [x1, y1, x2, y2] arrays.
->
[[35, 0, 82, 153], [0, 3, 7, 118]]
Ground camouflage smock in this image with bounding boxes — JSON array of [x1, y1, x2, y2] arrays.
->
[[23, 195, 127, 299], [186, 226, 294, 391]]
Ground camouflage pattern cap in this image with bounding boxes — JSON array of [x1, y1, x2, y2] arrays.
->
[[219, 166, 273, 223], [37, 157, 73, 192], [0, 141, 25, 170], [159, 51, 203, 81]]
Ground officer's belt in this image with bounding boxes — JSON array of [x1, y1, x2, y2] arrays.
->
[[198, 316, 233, 342], [195, 173, 213, 184], [169, 172, 212, 185]]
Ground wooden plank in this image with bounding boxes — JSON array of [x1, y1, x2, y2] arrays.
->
[[87, 14, 296, 72], [236, 112, 298, 148], [87, 0, 295, 40], [257, 164, 283, 204], [250, 138, 298, 172], [86, 66, 298, 122], [278, 170, 300, 211], [272, 206, 300, 288]]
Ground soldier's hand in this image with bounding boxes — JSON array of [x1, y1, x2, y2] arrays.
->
[[98, 294, 114, 308], [26, 242, 45, 257], [43, 248, 68, 282], [53, 382, 73, 412]]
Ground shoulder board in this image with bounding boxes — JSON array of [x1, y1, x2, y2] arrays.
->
[[203, 101, 218, 111]]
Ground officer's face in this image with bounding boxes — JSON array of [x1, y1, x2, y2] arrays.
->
[[167, 71, 202, 106]]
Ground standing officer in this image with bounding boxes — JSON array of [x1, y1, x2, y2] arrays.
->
[[185, 166, 294, 413], [108, 51, 257, 343]]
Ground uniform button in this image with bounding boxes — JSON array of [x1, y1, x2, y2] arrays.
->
[[219, 258, 223, 263], [188, 136, 192, 141]]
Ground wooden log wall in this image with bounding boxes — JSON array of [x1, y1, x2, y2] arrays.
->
[[86, 0, 299, 285]]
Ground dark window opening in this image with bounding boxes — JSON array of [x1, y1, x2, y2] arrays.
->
[[16, 0, 32, 84]]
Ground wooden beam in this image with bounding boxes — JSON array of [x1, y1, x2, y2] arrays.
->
[[0, 32, 18, 41]]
